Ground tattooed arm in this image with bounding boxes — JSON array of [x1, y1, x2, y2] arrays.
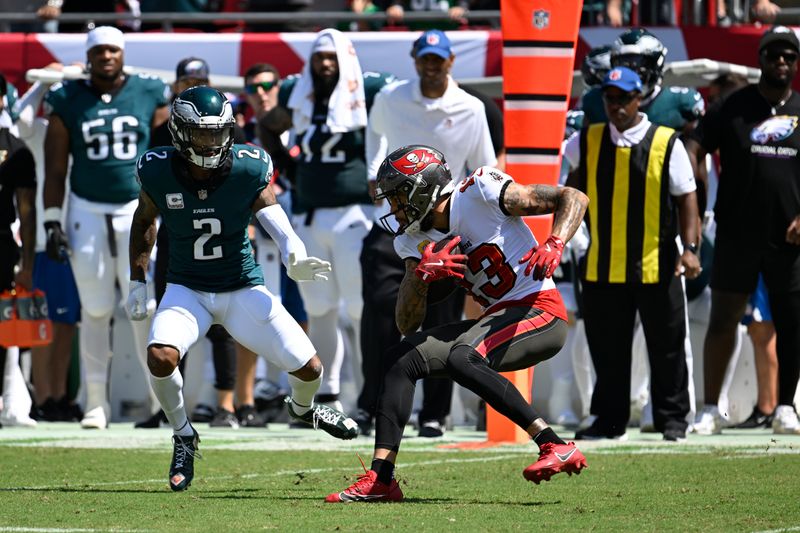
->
[[129, 190, 160, 282], [502, 182, 588, 243], [396, 258, 429, 336]]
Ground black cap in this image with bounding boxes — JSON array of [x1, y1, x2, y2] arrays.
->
[[175, 57, 210, 81], [759, 26, 800, 53]]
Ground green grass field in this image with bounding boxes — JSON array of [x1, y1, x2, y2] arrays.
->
[[1, 424, 799, 532]]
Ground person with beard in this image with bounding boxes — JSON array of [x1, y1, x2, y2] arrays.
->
[[259, 29, 395, 414], [563, 67, 701, 442], [42, 26, 170, 429], [326, 144, 589, 503], [358, 30, 496, 438], [684, 26, 800, 436]]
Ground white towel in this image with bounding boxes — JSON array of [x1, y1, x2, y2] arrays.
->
[[287, 29, 368, 135]]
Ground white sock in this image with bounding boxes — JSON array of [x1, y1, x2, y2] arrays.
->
[[85, 382, 108, 414], [149, 367, 193, 437], [307, 310, 343, 396], [288, 371, 322, 415], [80, 313, 112, 384], [2, 347, 19, 412]]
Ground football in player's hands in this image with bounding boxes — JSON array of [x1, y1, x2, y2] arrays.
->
[[432, 234, 462, 254], [415, 235, 468, 283]]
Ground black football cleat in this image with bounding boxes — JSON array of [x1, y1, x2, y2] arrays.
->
[[134, 410, 168, 429], [169, 428, 201, 492], [285, 397, 358, 440], [733, 406, 774, 429]]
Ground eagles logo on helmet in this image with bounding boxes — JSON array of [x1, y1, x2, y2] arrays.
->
[[581, 45, 612, 89], [376, 145, 453, 236], [610, 28, 667, 97], [168, 85, 236, 170]]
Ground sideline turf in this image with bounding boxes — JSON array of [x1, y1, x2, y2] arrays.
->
[[0, 431, 798, 532]]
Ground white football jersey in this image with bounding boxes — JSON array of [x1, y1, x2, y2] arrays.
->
[[394, 166, 558, 310]]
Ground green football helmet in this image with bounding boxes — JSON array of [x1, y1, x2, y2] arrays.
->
[[581, 45, 612, 89], [610, 28, 667, 96], [169, 86, 235, 169]]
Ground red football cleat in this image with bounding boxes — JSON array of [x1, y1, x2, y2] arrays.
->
[[325, 469, 404, 503], [523, 441, 587, 484]]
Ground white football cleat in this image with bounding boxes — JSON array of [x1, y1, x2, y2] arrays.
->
[[772, 405, 800, 435], [80, 405, 109, 429], [692, 405, 723, 435], [0, 409, 38, 428]]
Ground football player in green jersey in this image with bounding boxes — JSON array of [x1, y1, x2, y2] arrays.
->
[[129, 86, 359, 492], [260, 29, 396, 414], [580, 29, 705, 132], [42, 26, 171, 430]]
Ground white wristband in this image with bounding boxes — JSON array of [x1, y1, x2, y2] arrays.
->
[[255, 204, 307, 267], [43, 207, 62, 224]]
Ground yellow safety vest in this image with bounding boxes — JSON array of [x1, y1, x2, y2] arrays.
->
[[578, 122, 679, 284]]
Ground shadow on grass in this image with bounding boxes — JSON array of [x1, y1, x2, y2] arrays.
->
[[271, 494, 562, 506]]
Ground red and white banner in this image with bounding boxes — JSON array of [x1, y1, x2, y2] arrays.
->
[[0, 26, 787, 92]]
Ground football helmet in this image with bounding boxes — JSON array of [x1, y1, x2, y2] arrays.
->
[[610, 28, 667, 95], [376, 145, 453, 235], [169, 86, 235, 169], [564, 110, 585, 139], [581, 45, 612, 88]]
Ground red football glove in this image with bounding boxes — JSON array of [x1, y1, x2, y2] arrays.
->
[[414, 236, 468, 283], [519, 235, 564, 280]]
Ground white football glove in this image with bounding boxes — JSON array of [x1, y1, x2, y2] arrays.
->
[[126, 280, 149, 321], [287, 253, 332, 282]]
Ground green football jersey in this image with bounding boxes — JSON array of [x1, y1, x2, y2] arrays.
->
[[580, 85, 705, 130], [5, 81, 19, 123], [278, 71, 396, 213], [45, 73, 169, 204], [136, 145, 270, 292]]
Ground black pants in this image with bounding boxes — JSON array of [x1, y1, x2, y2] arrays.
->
[[358, 225, 464, 422], [582, 276, 690, 435], [375, 307, 567, 452], [0, 234, 19, 396], [712, 236, 800, 407]]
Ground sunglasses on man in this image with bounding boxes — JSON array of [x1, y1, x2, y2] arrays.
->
[[245, 80, 278, 94], [763, 49, 799, 63]]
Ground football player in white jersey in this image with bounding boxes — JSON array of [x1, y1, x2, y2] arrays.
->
[[326, 145, 590, 503]]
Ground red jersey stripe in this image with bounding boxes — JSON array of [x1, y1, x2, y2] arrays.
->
[[475, 310, 558, 357]]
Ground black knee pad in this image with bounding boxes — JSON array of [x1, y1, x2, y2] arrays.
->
[[446, 344, 486, 378]]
